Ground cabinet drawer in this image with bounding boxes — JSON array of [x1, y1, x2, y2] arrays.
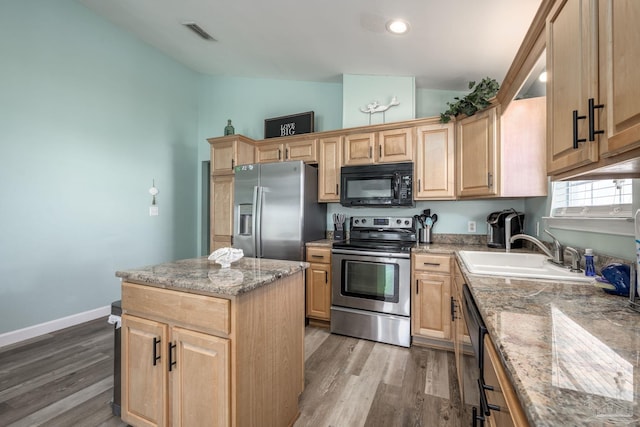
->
[[413, 254, 451, 273], [306, 247, 331, 264], [122, 281, 231, 336]]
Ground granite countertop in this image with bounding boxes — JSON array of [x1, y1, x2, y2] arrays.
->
[[116, 256, 309, 297], [455, 252, 640, 426]]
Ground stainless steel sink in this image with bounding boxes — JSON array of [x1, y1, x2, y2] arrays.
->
[[458, 250, 593, 282]]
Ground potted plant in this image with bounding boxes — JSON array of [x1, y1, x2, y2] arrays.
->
[[440, 77, 500, 123]]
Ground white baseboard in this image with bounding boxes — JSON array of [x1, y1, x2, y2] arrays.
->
[[0, 305, 111, 348]]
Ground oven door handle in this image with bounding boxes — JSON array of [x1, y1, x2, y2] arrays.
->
[[331, 248, 410, 259]]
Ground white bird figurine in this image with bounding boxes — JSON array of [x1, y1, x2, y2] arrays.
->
[[360, 96, 400, 114]]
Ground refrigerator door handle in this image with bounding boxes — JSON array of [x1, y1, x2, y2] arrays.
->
[[255, 186, 264, 258]]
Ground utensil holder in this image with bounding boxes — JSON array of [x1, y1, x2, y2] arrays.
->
[[334, 225, 344, 241], [420, 228, 432, 244]]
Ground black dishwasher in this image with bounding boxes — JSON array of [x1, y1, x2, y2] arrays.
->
[[110, 300, 122, 416], [462, 284, 491, 427]]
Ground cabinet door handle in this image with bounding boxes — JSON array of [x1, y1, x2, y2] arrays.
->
[[379, 145, 382, 158], [168, 342, 177, 372], [153, 337, 161, 366], [572, 110, 587, 149], [588, 98, 605, 141], [336, 184, 339, 194], [450, 296, 455, 322], [325, 271, 328, 284], [487, 172, 493, 188], [278, 148, 281, 160], [231, 158, 235, 169], [416, 279, 419, 294], [286, 147, 289, 159], [418, 179, 421, 192]]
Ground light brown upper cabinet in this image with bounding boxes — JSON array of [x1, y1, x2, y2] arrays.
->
[[456, 106, 500, 198], [414, 121, 455, 200], [208, 135, 255, 176], [318, 136, 342, 202], [255, 137, 318, 164], [343, 128, 413, 166], [547, 0, 640, 179]]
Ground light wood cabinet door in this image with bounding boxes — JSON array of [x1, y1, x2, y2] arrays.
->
[[210, 174, 234, 251], [599, 0, 640, 156], [318, 136, 342, 202], [306, 247, 331, 321], [343, 132, 376, 165], [306, 262, 331, 320], [209, 137, 255, 176], [415, 123, 455, 199], [546, 0, 599, 174], [170, 327, 230, 427], [412, 272, 452, 340], [483, 335, 528, 427], [456, 106, 499, 197], [122, 314, 168, 427], [286, 138, 318, 163], [255, 142, 284, 163], [378, 128, 414, 163]]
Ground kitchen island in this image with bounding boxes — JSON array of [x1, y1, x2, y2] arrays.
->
[[115, 256, 308, 427]]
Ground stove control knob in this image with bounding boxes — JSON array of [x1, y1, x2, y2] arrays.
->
[[396, 219, 401, 224], [354, 219, 359, 224], [362, 218, 367, 224], [404, 220, 410, 225]]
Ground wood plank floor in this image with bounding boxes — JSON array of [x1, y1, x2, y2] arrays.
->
[[0, 319, 476, 426]]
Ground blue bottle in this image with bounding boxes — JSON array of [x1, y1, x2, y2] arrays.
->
[[585, 248, 596, 277]]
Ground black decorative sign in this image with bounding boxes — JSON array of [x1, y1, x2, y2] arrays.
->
[[264, 111, 314, 139]]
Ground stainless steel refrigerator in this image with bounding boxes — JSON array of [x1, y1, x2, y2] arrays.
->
[[233, 160, 326, 261]]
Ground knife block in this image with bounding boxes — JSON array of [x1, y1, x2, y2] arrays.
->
[[334, 225, 345, 241]]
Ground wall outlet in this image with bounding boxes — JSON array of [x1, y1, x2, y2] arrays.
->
[[149, 206, 159, 216], [536, 221, 540, 236], [468, 221, 476, 233]]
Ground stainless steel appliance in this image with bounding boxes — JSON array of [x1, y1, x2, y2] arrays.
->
[[340, 162, 414, 207], [486, 209, 524, 249], [233, 161, 326, 261], [331, 216, 416, 347]]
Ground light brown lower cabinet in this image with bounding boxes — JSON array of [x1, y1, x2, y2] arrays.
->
[[483, 334, 529, 427], [411, 253, 452, 344], [122, 315, 229, 427], [121, 273, 304, 427], [305, 247, 331, 324]]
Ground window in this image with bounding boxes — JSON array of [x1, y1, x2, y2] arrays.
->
[[550, 179, 632, 218]]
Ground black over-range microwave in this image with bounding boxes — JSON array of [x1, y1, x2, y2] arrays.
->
[[340, 162, 414, 207]]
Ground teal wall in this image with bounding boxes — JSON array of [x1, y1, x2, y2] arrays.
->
[[0, 0, 199, 333], [416, 88, 470, 118]]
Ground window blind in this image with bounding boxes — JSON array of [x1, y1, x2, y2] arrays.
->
[[550, 179, 632, 218]]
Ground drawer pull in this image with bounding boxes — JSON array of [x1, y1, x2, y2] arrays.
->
[[153, 337, 161, 366], [311, 254, 324, 258], [169, 342, 177, 372], [423, 262, 441, 267]]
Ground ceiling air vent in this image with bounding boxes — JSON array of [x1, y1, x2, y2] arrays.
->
[[182, 22, 216, 41]]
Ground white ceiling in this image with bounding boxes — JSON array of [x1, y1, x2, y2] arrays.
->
[[78, 0, 542, 91]]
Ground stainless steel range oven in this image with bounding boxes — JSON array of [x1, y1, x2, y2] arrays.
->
[[331, 216, 416, 347]]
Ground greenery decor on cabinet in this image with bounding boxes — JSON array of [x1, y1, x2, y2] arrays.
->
[[440, 77, 500, 123]]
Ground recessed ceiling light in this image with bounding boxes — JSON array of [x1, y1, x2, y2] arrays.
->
[[386, 19, 409, 35], [538, 71, 547, 82]]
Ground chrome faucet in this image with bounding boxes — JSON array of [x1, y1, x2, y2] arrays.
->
[[509, 233, 554, 259], [543, 229, 564, 266], [564, 246, 582, 272], [505, 213, 517, 253]]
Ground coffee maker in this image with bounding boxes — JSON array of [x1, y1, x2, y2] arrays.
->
[[486, 210, 525, 248]]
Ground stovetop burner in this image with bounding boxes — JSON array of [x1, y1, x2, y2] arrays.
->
[[332, 215, 416, 253]]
